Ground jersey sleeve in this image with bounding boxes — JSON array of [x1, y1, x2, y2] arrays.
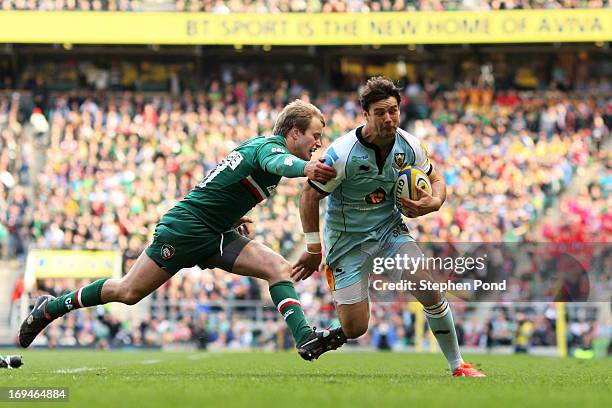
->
[[400, 129, 432, 175], [414, 140, 432, 175], [255, 141, 307, 178], [308, 144, 347, 196]]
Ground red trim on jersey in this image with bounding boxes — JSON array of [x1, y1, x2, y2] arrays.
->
[[241, 179, 264, 202], [74, 288, 82, 308]]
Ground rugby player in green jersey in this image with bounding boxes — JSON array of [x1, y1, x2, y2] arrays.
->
[[19, 100, 347, 360]]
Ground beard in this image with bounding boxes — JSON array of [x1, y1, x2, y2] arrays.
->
[[381, 125, 397, 138]]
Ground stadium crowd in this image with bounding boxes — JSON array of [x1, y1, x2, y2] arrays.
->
[[28, 277, 603, 352], [2, 58, 609, 350], [0, 92, 30, 260], [0, 0, 609, 12], [542, 161, 611, 243]]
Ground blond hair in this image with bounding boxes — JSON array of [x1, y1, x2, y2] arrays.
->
[[273, 99, 325, 137]]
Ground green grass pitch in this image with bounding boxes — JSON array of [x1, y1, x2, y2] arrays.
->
[[0, 350, 609, 407]]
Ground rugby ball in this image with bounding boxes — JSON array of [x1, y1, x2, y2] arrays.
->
[[394, 166, 432, 216]]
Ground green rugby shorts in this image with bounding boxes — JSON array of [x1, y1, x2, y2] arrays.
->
[[145, 205, 250, 274]]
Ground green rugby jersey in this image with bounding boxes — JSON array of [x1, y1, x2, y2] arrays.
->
[[176, 135, 307, 232]]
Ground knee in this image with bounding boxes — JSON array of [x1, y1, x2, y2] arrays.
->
[[122, 291, 142, 306], [419, 290, 444, 309], [117, 283, 146, 306], [267, 258, 292, 284], [342, 319, 369, 339]]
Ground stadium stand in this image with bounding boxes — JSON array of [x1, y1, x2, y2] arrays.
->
[[0, 0, 609, 347], [0, 0, 609, 12], [0, 92, 30, 261], [2, 53, 608, 348]]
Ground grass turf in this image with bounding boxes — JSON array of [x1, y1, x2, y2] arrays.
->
[[0, 350, 609, 408]]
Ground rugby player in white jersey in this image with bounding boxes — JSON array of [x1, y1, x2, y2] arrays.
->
[[293, 77, 485, 377]]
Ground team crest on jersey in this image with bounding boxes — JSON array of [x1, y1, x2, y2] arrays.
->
[[161, 244, 176, 260], [365, 188, 386, 204], [393, 153, 406, 169]]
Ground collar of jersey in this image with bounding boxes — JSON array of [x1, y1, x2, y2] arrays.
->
[[355, 125, 397, 175], [268, 135, 287, 145]]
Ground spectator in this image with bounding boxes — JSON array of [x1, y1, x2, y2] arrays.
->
[[8, 276, 24, 325]]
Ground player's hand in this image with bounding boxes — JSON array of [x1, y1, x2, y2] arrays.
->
[[291, 251, 322, 281], [234, 216, 253, 237], [400, 186, 442, 218], [304, 158, 336, 183]]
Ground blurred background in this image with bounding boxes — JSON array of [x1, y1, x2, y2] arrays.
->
[[0, 2, 610, 358]]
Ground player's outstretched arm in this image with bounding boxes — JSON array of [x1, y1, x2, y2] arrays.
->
[[257, 144, 336, 182], [400, 166, 446, 218], [303, 158, 336, 183], [292, 183, 326, 281]]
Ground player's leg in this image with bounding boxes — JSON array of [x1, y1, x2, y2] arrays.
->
[[103, 251, 171, 305], [57, 251, 170, 314], [414, 281, 484, 376], [221, 237, 313, 343], [18, 251, 171, 348], [407, 265, 464, 369], [324, 248, 371, 339], [202, 233, 345, 360], [18, 208, 197, 348], [336, 299, 369, 339], [374, 224, 462, 367], [395, 240, 484, 377]]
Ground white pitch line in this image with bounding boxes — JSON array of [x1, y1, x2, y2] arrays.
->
[[187, 354, 210, 360], [141, 359, 162, 364], [54, 367, 105, 374]]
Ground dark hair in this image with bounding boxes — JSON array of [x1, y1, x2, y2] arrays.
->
[[273, 99, 325, 138], [359, 76, 402, 112]]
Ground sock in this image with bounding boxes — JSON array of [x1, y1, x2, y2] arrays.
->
[[424, 298, 464, 371], [269, 281, 312, 344], [45, 279, 108, 320]]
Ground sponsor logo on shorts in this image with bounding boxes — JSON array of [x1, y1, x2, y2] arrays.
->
[[391, 223, 410, 238], [161, 244, 176, 260]]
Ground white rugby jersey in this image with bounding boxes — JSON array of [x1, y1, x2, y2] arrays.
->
[[309, 125, 432, 233]]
